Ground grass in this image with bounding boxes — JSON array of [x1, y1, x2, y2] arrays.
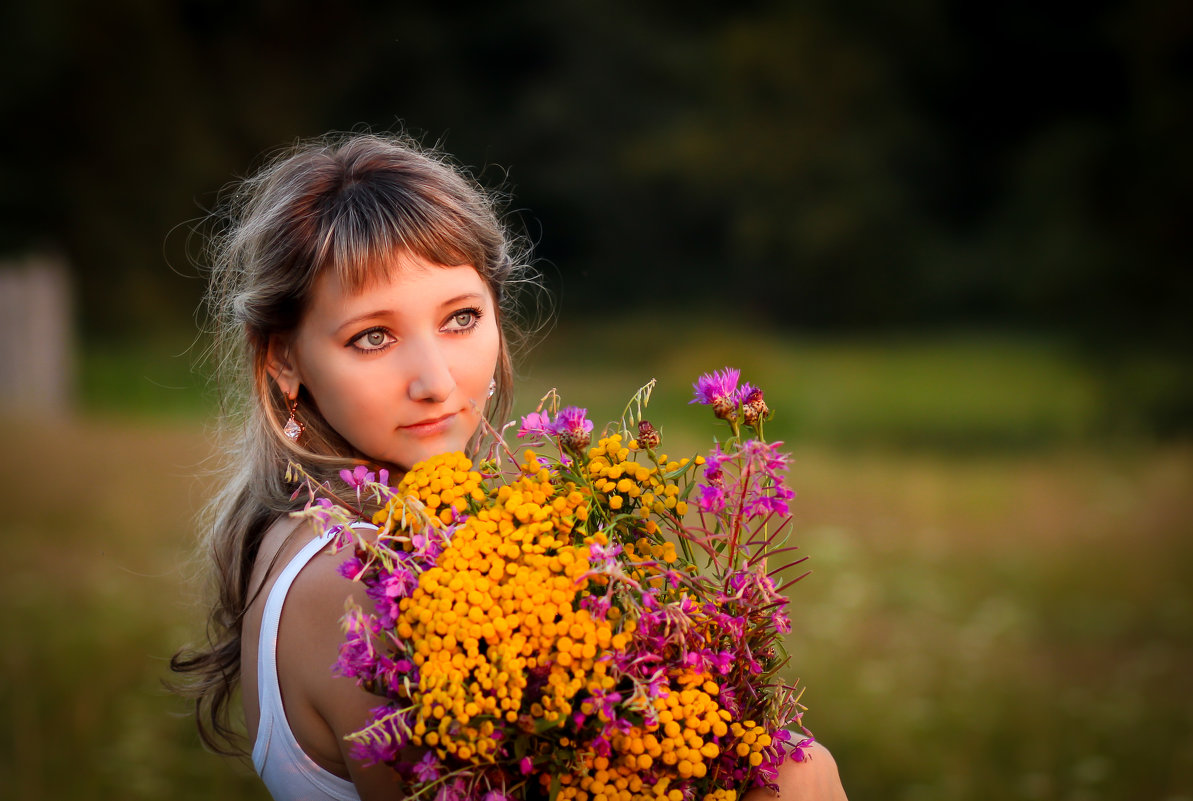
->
[[519, 320, 1111, 450], [6, 330, 1189, 799]]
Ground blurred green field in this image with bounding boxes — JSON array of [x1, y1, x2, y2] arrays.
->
[[77, 319, 1187, 447], [3, 331, 1191, 800]]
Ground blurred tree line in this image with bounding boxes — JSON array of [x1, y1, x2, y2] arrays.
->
[[1, 0, 1189, 430]]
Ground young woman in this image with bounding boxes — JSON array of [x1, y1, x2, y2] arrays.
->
[[171, 133, 846, 801]]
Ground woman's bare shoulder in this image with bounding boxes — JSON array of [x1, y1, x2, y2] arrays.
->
[[270, 520, 403, 796], [742, 741, 848, 801]]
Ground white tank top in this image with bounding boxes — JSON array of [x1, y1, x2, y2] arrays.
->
[[252, 525, 370, 801]]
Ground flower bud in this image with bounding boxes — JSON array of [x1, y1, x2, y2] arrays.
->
[[741, 387, 770, 427], [559, 427, 591, 453], [637, 420, 661, 450], [712, 396, 738, 423]]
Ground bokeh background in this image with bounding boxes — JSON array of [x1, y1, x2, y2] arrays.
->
[[1, 2, 1190, 799]]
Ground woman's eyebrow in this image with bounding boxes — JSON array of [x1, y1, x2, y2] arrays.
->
[[437, 292, 487, 307], [334, 309, 391, 334]]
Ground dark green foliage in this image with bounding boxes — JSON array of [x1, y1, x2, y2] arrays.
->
[[2, 0, 1189, 426]]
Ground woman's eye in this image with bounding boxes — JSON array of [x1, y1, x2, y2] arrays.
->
[[448, 310, 478, 330], [352, 329, 392, 350]]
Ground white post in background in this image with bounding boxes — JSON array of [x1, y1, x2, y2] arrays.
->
[[0, 254, 73, 417]]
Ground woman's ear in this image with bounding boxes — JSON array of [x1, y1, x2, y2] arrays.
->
[[265, 335, 300, 398]]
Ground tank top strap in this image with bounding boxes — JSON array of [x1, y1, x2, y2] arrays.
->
[[252, 521, 376, 801]]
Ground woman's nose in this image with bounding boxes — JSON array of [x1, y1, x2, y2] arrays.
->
[[406, 340, 456, 402]]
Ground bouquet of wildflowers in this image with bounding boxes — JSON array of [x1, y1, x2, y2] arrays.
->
[[295, 368, 816, 801]]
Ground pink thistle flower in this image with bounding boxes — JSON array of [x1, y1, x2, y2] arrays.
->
[[551, 406, 594, 452], [691, 367, 740, 406], [691, 367, 741, 421]]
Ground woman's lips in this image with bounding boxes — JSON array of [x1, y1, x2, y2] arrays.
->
[[399, 412, 457, 437]]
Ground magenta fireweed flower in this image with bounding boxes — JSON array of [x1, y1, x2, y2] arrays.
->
[[366, 566, 418, 628], [587, 540, 622, 572], [349, 705, 408, 765], [436, 778, 469, 801], [340, 464, 378, 506], [334, 606, 378, 681], [340, 464, 375, 487], [698, 439, 795, 524], [517, 410, 553, 439], [697, 484, 727, 514], [413, 751, 441, 782]]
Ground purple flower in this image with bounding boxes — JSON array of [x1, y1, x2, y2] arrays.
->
[[707, 439, 796, 521], [340, 464, 382, 506], [697, 484, 726, 514], [743, 492, 794, 518], [517, 410, 553, 439], [347, 706, 407, 766], [519, 756, 534, 776], [435, 779, 469, 801], [588, 540, 622, 571], [340, 464, 376, 488], [788, 736, 815, 763], [551, 406, 593, 436], [366, 566, 418, 627], [734, 381, 759, 405], [412, 750, 441, 782], [580, 593, 613, 617], [334, 607, 379, 682], [691, 367, 741, 406], [706, 443, 732, 474], [551, 406, 594, 452]]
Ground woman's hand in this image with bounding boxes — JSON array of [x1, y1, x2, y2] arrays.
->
[[742, 742, 848, 801]]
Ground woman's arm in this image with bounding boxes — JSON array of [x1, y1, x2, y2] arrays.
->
[[742, 742, 848, 801]]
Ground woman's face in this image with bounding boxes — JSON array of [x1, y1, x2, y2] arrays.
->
[[276, 251, 501, 471]]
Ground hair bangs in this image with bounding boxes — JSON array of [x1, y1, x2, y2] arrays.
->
[[316, 174, 487, 294]]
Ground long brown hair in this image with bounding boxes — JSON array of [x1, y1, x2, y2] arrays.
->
[[169, 132, 537, 755]]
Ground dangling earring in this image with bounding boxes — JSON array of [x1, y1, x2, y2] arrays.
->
[[488, 378, 497, 399], [283, 396, 304, 441]]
